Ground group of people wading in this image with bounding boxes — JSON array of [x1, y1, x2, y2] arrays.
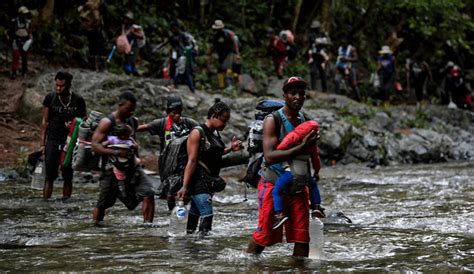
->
[[40, 70, 321, 257]]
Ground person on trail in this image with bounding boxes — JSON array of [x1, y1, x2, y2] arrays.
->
[[246, 76, 320, 257], [210, 20, 241, 89], [137, 95, 198, 210], [176, 101, 244, 236], [77, 0, 108, 71], [266, 28, 287, 79], [41, 71, 87, 200], [335, 38, 361, 101], [447, 66, 472, 111], [168, 20, 198, 92], [377, 45, 397, 106], [406, 53, 433, 107], [6, 6, 33, 80], [92, 91, 155, 225], [271, 120, 324, 230], [102, 122, 141, 203], [120, 11, 145, 76], [307, 20, 330, 92]]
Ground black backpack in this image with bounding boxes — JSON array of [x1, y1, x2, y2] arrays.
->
[[157, 126, 207, 198], [241, 99, 284, 188]]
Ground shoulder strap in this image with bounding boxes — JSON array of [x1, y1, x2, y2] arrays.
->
[[193, 125, 211, 173], [271, 109, 283, 141]]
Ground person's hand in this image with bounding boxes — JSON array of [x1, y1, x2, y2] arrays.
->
[[313, 173, 320, 182], [308, 57, 314, 64], [64, 121, 72, 130], [234, 54, 241, 61], [230, 136, 243, 152], [176, 186, 188, 201], [300, 130, 318, 151]]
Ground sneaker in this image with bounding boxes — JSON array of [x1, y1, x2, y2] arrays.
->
[[311, 205, 326, 218], [272, 213, 288, 230]]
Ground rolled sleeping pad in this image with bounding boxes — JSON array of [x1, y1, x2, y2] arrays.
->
[[61, 117, 82, 167], [277, 120, 319, 151]]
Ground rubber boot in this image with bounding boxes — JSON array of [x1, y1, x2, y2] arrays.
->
[[186, 213, 200, 234], [217, 73, 225, 89], [198, 215, 213, 236]]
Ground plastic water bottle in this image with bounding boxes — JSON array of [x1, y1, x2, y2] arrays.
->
[[309, 215, 324, 259], [168, 201, 188, 237], [31, 158, 45, 190]]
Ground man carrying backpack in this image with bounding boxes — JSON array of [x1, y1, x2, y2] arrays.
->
[[91, 91, 155, 225], [167, 20, 198, 92], [335, 37, 361, 101], [119, 11, 145, 76], [307, 20, 330, 92], [137, 95, 198, 210], [210, 20, 241, 89], [246, 76, 319, 257], [266, 28, 287, 79], [6, 6, 33, 80]]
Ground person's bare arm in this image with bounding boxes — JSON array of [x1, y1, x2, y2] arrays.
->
[[136, 123, 150, 132], [40, 107, 49, 148], [262, 116, 317, 164], [91, 118, 126, 157]]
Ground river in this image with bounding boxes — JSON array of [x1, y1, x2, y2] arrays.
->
[[0, 161, 472, 272]]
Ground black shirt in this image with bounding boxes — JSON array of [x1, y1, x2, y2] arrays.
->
[[43, 92, 86, 144]]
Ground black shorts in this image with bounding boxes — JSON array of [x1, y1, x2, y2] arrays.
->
[[96, 167, 155, 210], [44, 142, 73, 182]]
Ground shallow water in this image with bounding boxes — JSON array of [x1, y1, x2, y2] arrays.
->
[[0, 162, 473, 272]]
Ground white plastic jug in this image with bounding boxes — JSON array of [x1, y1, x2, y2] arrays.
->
[[168, 201, 188, 237], [31, 158, 45, 190], [309, 216, 324, 259]]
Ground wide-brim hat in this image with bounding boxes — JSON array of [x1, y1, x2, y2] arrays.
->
[[283, 76, 307, 92], [124, 11, 134, 20], [379, 45, 393, 55], [310, 20, 321, 29], [18, 6, 30, 14], [212, 20, 225, 29]]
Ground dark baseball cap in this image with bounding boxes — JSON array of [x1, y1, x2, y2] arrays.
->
[[167, 95, 183, 111]]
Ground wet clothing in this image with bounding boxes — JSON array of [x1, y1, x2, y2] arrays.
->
[[96, 114, 155, 210], [253, 177, 310, 246], [252, 109, 313, 246], [96, 167, 155, 210], [44, 142, 73, 182]]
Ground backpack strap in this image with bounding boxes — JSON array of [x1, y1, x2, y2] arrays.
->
[[193, 125, 211, 173]]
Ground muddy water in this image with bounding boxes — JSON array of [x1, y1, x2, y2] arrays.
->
[[0, 162, 472, 272]]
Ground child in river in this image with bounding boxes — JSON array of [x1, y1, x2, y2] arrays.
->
[[102, 122, 140, 200], [272, 120, 323, 229]]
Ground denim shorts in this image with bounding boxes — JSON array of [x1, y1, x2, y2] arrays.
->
[[189, 193, 213, 217]]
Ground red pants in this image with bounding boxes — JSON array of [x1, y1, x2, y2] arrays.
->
[[12, 49, 28, 73], [252, 177, 310, 246]]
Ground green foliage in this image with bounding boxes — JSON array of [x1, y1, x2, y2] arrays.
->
[[337, 106, 364, 128], [405, 108, 430, 129]]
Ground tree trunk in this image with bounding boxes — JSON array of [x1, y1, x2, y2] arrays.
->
[[292, 0, 304, 33], [268, 0, 275, 26], [320, 0, 332, 35], [200, 0, 206, 24], [40, 0, 55, 24], [241, 0, 246, 28]]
